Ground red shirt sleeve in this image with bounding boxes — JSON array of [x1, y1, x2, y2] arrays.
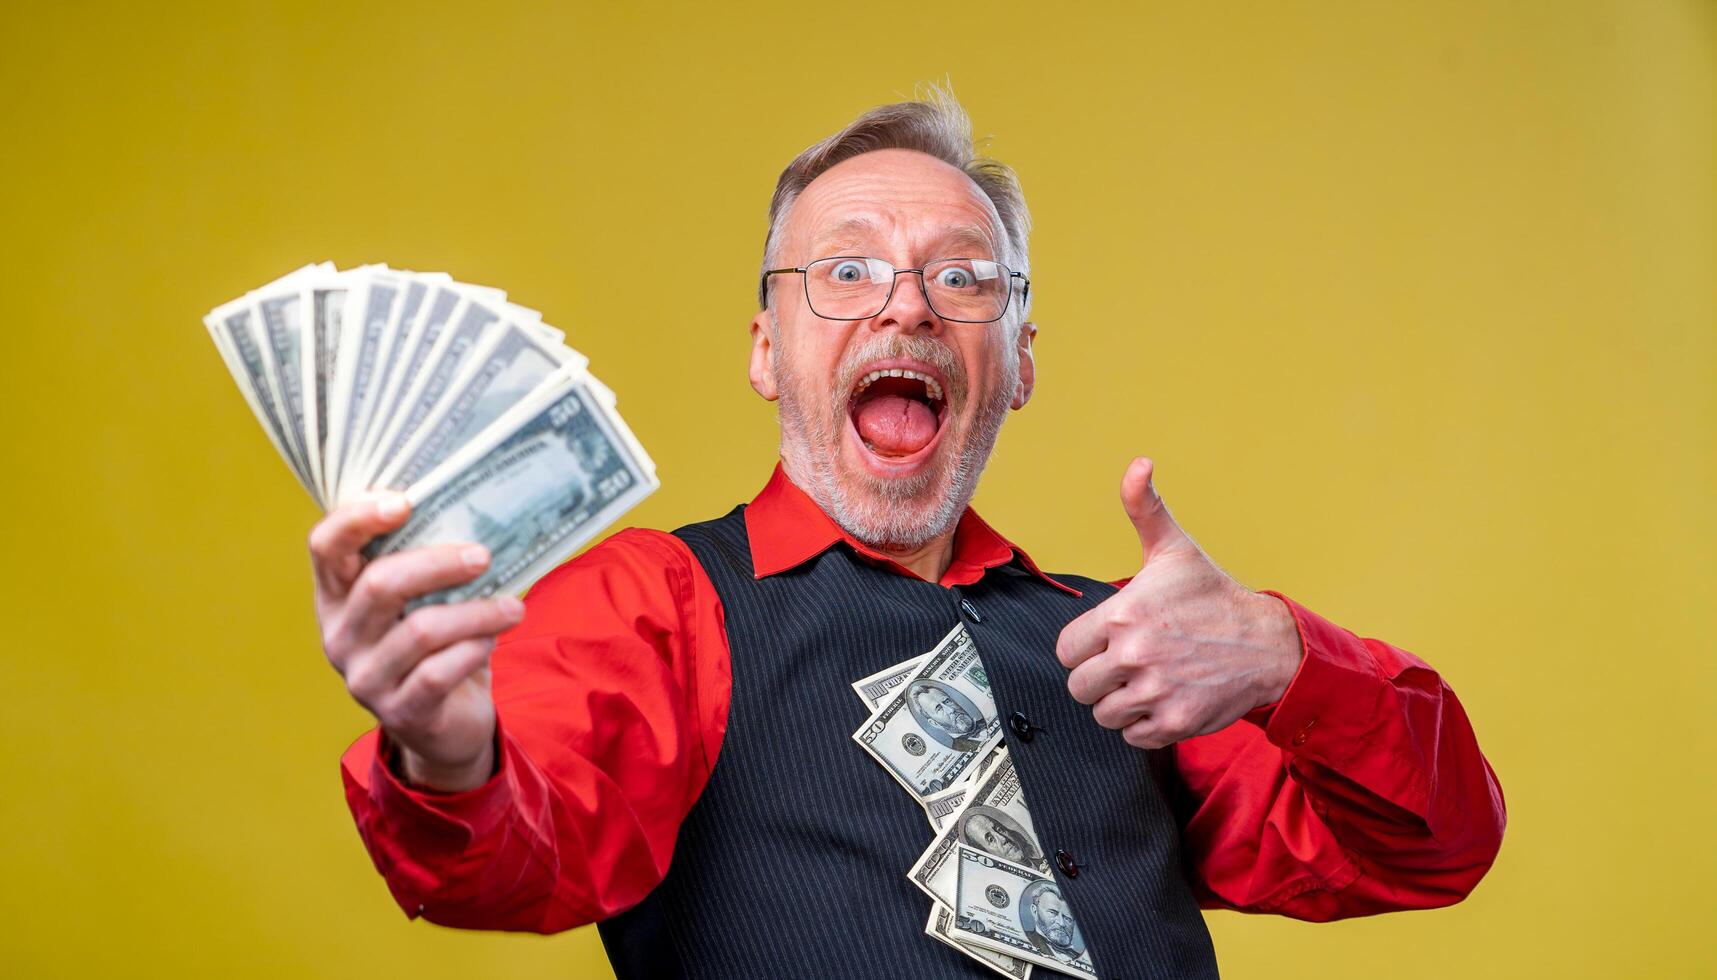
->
[[1167, 590, 1506, 920], [338, 527, 731, 933]]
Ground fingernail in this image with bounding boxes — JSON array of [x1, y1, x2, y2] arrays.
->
[[461, 545, 491, 570], [376, 494, 409, 520], [498, 595, 525, 618]]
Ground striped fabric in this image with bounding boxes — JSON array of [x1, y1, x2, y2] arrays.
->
[[597, 506, 1218, 979]]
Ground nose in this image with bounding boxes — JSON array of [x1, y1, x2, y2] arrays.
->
[[873, 269, 942, 336]]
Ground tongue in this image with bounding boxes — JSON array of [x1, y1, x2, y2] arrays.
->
[[854, 394, 939, 456]]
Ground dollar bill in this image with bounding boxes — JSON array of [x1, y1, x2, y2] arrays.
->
[[581, 374, 656, 477], [364, 373, 658, 608], [851, 623, 1002, 804], [910, 749, 1050, 908], [328, 270, 402, 500], [255, 285, 319, 505], [308, 279, 349, 503], [346, 274, 432, 483], [851, 651, 934, 710], [350, 279, 460, 483], [923, 781, 970, 833], [952, 846, 1095, 978], [204, 300, 285, 463], [926, 901, 1032, 979], [204, 298, 315, 497], [359, 291, 505, 492], [377, 318, 588, 491]]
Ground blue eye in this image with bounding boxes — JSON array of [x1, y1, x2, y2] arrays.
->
[[831, 260, 868, 283], [935, 266, 974, 289]]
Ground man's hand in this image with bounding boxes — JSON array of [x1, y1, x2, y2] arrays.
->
[[1055, 458, 1303, 749], [309, 494, 526, 792]]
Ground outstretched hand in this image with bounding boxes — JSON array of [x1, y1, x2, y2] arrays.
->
[[309, 494, 525, 791], [1054, 458, 1303, 749]]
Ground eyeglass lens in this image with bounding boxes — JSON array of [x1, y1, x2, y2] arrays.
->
[[804, 257, 1012, 322]]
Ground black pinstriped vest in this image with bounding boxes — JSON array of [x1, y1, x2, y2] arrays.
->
[[597, 506, 1218, 979]]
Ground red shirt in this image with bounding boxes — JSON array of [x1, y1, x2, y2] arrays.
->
[[340, 464, 1506, 932]]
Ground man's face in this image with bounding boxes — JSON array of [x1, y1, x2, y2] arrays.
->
[[914, 685, 975, 736], [964, 812, 1026, 863], [1033, 890, 1075, 949], [751, 148, 1036, 549]]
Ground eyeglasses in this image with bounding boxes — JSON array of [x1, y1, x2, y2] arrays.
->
[[762, 256, 1030, 323]]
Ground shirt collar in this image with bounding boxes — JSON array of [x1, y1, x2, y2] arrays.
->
[[744, 462, 1081, 596]]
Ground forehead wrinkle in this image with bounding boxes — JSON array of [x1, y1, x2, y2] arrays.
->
[[811, 215, 1001, 261], [790, 151, 1009, 260], [931, 225, 999, 258]]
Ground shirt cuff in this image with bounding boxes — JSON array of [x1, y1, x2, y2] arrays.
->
[[347, 724, 516, 852], [1244, 590, 1387, 770]]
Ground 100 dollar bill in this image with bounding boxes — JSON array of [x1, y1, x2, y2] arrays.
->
[[910, 749, 1051, 907]]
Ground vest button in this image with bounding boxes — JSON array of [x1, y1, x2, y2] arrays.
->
[[1009, 711, 1036, 742], [1055, 849, 1080, 878], [960, 598, 981, 622]]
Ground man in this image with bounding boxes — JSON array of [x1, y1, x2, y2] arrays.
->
[[315, 89, 1506, 978], [908, 678, 986, 750], [1022, 882, 1085, 964], [960, 807, 1039, 866]]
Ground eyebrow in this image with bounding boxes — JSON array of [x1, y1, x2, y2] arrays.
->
[[812, 216, 1000, 259]]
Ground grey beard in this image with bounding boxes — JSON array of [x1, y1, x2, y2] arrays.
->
[[773, 332, 1016, 551]]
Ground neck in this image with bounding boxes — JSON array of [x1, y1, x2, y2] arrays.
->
[[779, 452, 961, 584], [872, 530, 957, 583]]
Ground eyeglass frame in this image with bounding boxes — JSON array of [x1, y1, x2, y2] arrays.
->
[[761, 255, 1031, 324]]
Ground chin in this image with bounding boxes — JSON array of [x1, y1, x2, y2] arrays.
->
[[790, 396, 1013, 552], [775, 339, 1017, 553], [825, 452, 964, 550]]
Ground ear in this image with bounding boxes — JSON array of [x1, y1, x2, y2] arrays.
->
[[749, 309, 780, 401], [1010, 319, 1037, 410]]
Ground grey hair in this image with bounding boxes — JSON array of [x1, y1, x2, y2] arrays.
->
[[757, 82, 1032, 319]]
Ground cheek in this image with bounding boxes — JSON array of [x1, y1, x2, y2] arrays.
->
[[959, 334, 1012, 402], [778, 335, 840, 398], [788, 325, 853, 382]]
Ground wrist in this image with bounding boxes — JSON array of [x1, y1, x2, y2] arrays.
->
[[1247, 591, 1304, 709], [396, 740, 497, 794]]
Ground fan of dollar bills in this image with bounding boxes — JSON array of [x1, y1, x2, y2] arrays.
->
[[204, 262, 658, 606]]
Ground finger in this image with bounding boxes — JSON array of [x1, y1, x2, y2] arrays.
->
[[343, 595, 524, 706], [1091, 680, 1163, 730], [335, 543, 494, 649], [1121, 705, 1194, 749], [1054, 604, 1110, 670], [1120, 456, 1189, 564], [379, 636, 495, 729], [1065, 650, 1133, 706], [1121, 715, 1170, 749], [309, 493, 412, 600]]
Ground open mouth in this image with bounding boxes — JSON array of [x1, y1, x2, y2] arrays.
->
[[847, 366, 949, 463]]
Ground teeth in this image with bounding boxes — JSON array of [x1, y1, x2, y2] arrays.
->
[[854, 368, 944, 402]]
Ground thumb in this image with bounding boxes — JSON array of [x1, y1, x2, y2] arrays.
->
[[1121, 456, 1188, 564]]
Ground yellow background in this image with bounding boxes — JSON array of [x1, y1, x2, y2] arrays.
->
[[2, 1, 1711, 977]]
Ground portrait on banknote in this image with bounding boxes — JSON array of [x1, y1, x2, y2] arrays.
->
[[906, 678, 987, 751], [1020, 880, 1085, 964], [959, 805, 1041, 866]]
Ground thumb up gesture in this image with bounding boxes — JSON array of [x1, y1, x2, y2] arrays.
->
[[1055, 458, 1304, 749]]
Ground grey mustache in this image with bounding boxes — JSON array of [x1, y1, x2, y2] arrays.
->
[[836, 336, 964, 404]]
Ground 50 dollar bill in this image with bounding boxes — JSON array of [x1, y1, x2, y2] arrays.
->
[[851, 623, 1003, 805]]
